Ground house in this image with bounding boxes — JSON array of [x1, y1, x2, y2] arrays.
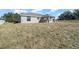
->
[[0, 17, 5, 25], [20, 13, 55, 23]]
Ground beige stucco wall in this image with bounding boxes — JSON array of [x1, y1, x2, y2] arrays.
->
[[0, 20, 5, 25], [21, 16, 54, 23], [21, 16, 40, 23]]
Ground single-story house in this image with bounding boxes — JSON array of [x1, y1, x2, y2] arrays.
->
[[20, 13, 55, 23]]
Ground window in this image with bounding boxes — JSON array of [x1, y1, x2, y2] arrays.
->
[[27, 16, 31, 21], [37, 17, 39, 20]]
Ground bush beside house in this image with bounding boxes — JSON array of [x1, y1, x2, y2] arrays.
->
[[3, 12, 21, 23]]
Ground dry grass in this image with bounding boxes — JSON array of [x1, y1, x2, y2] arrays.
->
[[0, 20, 79, 49]]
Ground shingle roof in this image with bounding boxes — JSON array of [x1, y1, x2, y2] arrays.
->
[[43, 14, 55, 18], [20, 13, 43, 17]]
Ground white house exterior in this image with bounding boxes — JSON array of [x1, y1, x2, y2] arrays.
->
[[20, 13, 55, 23], [0, 18, 5, 25]]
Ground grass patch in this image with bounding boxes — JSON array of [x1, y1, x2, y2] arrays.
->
[[0, 21, 79, 49]]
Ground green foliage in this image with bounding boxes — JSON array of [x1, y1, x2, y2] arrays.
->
[[3, 12, 13, 22], [14, 13, 21, 23], [3, 12, 21, 23], [73, 9, 79, 20], [58, 9, 79, 20], [58, 11, 75, 20]]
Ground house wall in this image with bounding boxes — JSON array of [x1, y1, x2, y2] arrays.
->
[[49, 18, 54, 23], [0, 20, 5, 25], [21, 16, 39, 23]]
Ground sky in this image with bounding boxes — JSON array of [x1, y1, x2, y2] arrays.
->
[[0, 9, 73, 18], [0, 0, 78, 18], [0, 0, 79, 9]]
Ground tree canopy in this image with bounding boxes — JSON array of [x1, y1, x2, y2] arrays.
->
[[58, 11, 75, 20], [3, 12, 21, 23], [73, 9, 79, 20]]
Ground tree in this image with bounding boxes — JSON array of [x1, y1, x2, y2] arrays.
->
[[58, 14, 65, 20], [3, 12, 21, 23], [3, 12, 14, 22], [58, 11, 75, 20], [73, 9, 79, 20], [14, 13, 21, 23]]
